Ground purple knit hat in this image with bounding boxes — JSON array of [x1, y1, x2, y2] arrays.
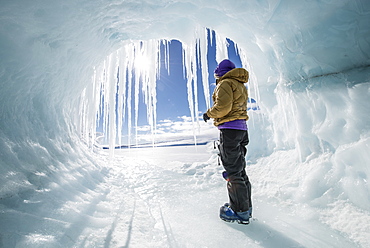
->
[[214, 59, 236, 77]]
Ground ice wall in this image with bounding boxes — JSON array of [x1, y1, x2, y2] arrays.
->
[[0, 0, 369, 238]]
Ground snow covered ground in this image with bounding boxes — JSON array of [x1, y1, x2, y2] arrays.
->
[[0, 140, 365, 248], [1, 119, 368, 247]]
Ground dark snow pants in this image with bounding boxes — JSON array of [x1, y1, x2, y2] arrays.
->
[[219, 129, 252, 213]]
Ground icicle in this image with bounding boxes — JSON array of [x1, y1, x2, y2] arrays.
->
[[164, 40, 170, 75], [106, 51, 119, 156], [237, 45, 261, 108], [148, 39, 159, 146], [152, 40, 159, 146], [193, 41, 199, 131], [131, 39, 160, 147], [159, 39, 170, 77], [134, 43, 140, 146], [88, 66, 103, 148], [199, 28, 210, 110], [182, 42, 198, 145], [98, 66, 105, 135], [215, 32, 229, 63], [126, 43, 134, 148], [117, 47, 127, 148], [98, 61, 108, 145], [209, 29, 214, 47], [82, 66, 100, 148], [236, 44, 263, 134]]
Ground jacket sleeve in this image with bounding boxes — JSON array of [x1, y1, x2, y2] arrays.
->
[[206, 81, 233, 118]]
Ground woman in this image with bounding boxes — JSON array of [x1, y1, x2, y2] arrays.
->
[[203, 59, 252, 224]]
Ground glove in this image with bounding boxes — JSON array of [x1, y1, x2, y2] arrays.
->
[[203, 113, 210, 122]]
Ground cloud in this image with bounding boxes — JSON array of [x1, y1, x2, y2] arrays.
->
[[98, 116, 218, 147]]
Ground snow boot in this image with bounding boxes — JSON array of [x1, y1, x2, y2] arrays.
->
[[219, 203, 251, 225]]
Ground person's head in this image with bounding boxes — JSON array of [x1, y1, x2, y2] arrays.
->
[[214, 59, 236, 78]]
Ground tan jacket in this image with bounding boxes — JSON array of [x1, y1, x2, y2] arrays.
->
[[206, 68, 249, 126]]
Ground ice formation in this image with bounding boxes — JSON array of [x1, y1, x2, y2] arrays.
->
[[80, 28, 256, 150], [1, 0, 369, 247]]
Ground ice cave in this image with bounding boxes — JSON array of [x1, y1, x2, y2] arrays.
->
[[1, 0, 369, 247]]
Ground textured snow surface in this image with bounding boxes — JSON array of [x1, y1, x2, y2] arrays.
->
[[0, 141, 363, 247], [1, 0, 370, 247]]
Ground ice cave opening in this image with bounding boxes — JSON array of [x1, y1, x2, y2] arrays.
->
[[1, 0, 370, 247], [80, 29, 259, 151]]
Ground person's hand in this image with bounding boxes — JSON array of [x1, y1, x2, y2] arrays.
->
[[203, 113, 210, 122]]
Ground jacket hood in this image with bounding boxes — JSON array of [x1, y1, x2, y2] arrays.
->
[[219, 68, 249, 83]]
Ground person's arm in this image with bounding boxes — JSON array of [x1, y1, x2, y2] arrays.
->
[[207, 81, 233, 118]]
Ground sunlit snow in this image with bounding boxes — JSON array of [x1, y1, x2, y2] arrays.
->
[[1, 0, 370, 247]]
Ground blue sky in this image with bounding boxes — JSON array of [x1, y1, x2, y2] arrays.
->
[[148, 30, 242, 123]]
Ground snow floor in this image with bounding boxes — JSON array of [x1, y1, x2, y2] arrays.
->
[[1, 143, 365, 247]]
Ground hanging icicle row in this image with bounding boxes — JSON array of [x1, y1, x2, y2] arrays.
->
[[78, 28, 256, 152]]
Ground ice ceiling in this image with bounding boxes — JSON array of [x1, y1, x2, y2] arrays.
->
[[0, 0, 369, 154]]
